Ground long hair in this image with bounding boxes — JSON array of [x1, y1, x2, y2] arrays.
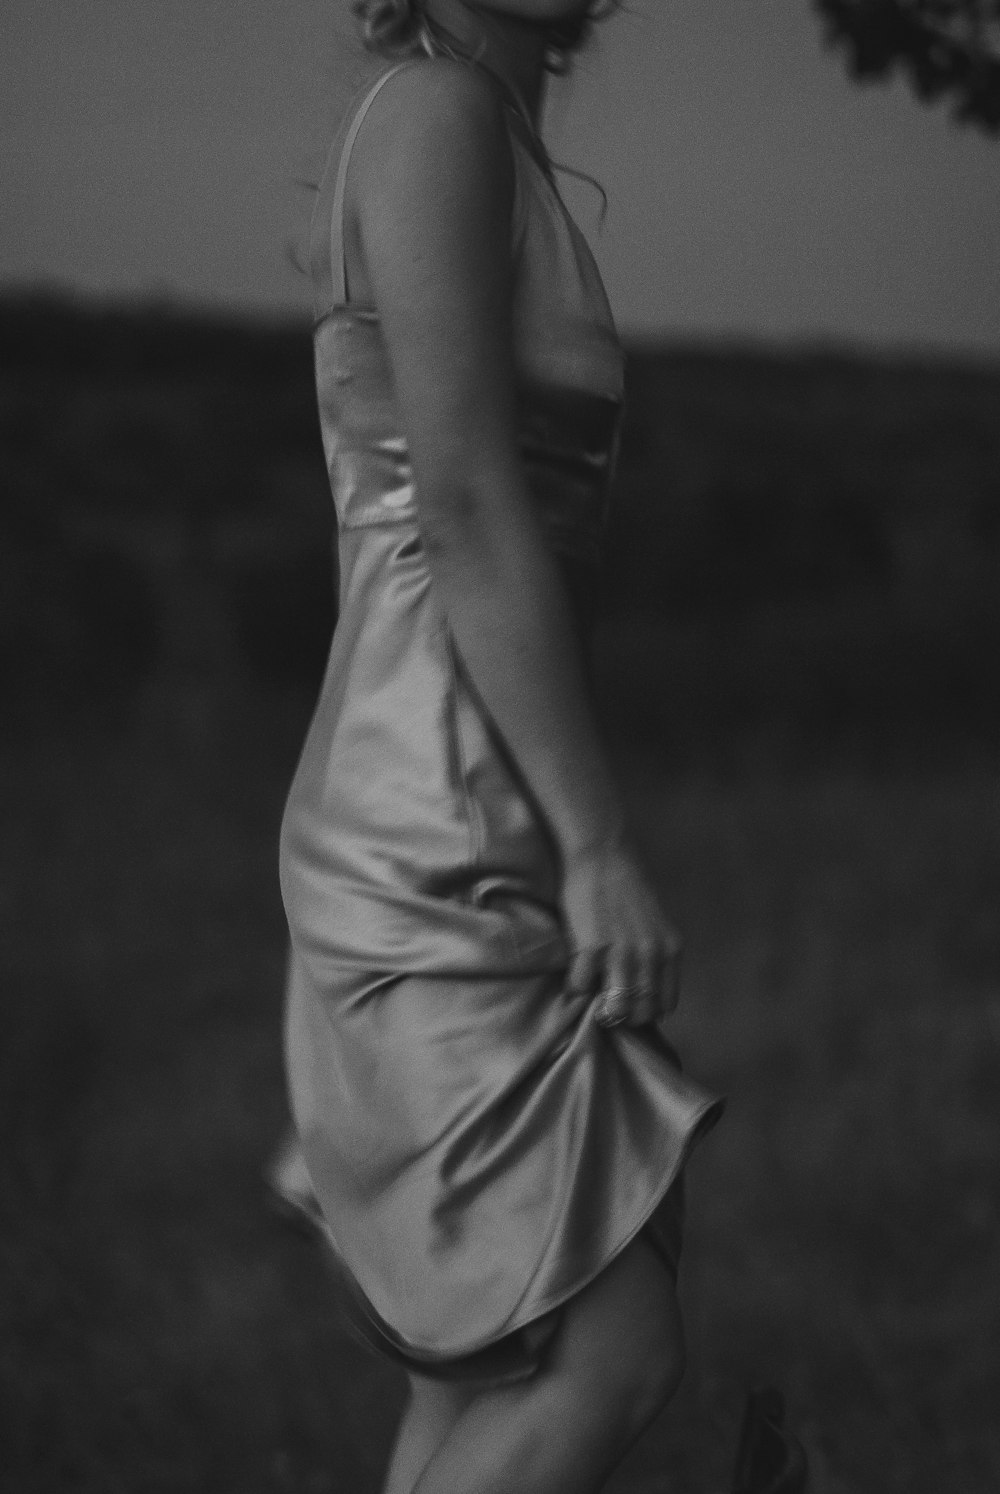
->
[[352, 0, 617, 74]]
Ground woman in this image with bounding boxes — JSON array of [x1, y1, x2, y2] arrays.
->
[[278, 2, 726, 1490]]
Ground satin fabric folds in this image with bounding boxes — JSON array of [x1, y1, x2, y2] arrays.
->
[[280, 59, 723, 1384]]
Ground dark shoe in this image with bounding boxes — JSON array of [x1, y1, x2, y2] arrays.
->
[[730, 1387, 808, 1494]]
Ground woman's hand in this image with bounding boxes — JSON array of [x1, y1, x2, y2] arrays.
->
[[561, 838, 683, 1029]]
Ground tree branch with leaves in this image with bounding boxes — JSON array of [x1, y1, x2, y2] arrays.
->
[[815, 0, 1000, 130]]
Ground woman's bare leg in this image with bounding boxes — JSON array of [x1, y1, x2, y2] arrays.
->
[[381, 1376, 481, 1494], [409, 1234, 685, 1494]]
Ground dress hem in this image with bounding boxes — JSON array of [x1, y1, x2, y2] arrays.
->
[[316, 1087, 724, 1379]]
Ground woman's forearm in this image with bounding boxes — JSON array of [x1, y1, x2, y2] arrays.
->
[[347, 62, 627, 864], [419, 473, 627, 866]]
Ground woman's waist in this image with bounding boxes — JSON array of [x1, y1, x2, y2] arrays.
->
[[318, 367, 621, 534], [280, 783, 566, 978], [328, 444, 615, 546]]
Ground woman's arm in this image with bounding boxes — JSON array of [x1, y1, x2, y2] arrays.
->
[[348, 59, 680, 1020]]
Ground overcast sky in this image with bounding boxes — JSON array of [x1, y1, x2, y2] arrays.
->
[[3, 0, 999, 351]]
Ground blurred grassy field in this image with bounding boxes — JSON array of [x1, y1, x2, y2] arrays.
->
[[1, 299, 999, 1492], [2, 692, 997, 1493]]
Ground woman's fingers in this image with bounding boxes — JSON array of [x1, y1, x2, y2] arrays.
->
[[589, 927, 684, 1029], [594, 947, 658, 1029], [567, 945, 606, 1002], [610, 945, 650, 1028], [593, 946, 636, 1027], [564, 872, 684, 1028]]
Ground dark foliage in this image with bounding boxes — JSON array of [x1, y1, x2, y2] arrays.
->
[[2, 294, 999, 759], [816, 0, 1000, 130]]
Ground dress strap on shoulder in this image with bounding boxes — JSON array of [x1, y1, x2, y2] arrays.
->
[[310, 59, 424, 320]]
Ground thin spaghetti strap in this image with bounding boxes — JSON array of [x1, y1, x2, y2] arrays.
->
[[327, 60, 423, 311], [309, 54, 521, 322]]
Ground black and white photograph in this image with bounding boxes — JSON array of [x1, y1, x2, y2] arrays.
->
[[2, 2, 999, 1491]]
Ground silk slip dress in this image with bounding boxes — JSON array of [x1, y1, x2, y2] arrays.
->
[[279, 57, 724, 1384]]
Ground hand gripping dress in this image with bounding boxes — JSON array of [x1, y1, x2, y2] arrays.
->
[[279, 58, 724, 1385]]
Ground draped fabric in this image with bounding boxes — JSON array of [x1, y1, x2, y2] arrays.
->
[[280, 59, 723, 1383]]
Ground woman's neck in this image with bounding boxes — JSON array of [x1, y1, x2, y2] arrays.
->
[[421, 0, 549, 125]]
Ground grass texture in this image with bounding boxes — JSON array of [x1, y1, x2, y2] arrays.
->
[[2, 679, 997, 1494], [2, 300, 998, 1491]]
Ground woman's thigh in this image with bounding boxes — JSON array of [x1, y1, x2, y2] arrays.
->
[[405, 1371, 482, 1426], [406, 1231, 682, 1430], [544, 1232, 685, 1435]]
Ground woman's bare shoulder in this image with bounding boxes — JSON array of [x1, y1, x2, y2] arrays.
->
[[350, 55, 513, 196]]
